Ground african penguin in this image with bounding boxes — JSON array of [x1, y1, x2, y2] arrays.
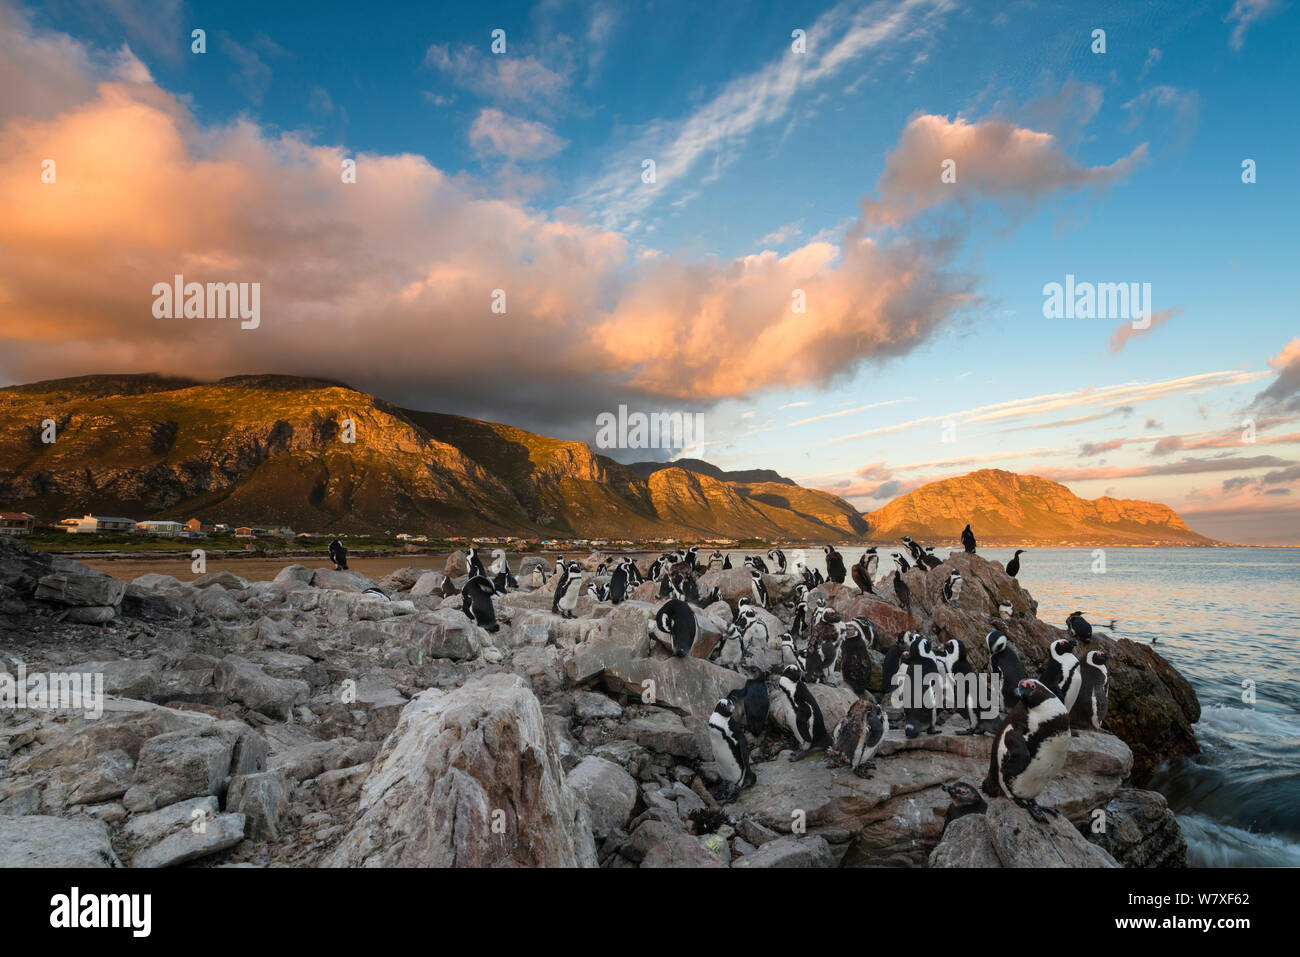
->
[[982, 678, 1071, 822], [839, 617, 876, 696], [489, 549, 518, 593], [901, 636, 942, 737], [608, 560, 629, 604], [767, 548, 787, 574], [1039, 637, 1082, 715], [940, 782, 987, 834], [803, 610, 842, 685], [961, 523, 977, 554], [997, 599, 1014, 620], [851, 551, 875, 595], [773, 665, 831, 761], [920, 547, 943, 570], [652, 598, 697, 658], [892, 570, 911, 611], [362, 587, 389, 601], [466, 547, 489, 579], [708, 698, 755, 802], [902, 535, 925, 563], [1070, 650, 1109, 732], [1066, 611, 1094, 643], [892, 552, 911, 573], [986, 629, 1027, 712], [941, 568, 963, 604], [554, 561, 584, 619], [460, 576, 499, 633], [749, 568, 769, 609], [828, 699, 887, 778], [327, 538, 348, 571], [881, 631, 916, 709], [726, 668, 770, 737]]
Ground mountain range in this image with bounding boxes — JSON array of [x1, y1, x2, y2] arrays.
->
[[0, 375, 1214, 544]]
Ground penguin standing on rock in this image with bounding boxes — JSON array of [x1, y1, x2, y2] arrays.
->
[[652, 599, 697, 658], [489, 549, 518, 593], [803, 611, 842, 685], [461, 576, 499, 633], [983, 679, 1071, 822], [608, 560, 629, 604], [727, 668, 770, 737], [892, 552, 911, 573], [1006, 550, 1025, 578], [772, 665, 831, 761], [940, 782, 987, 833], [767, 549, 788, 574], [942, 568, 963, 604], [828, 699, 887, 778], [961, 524, 977, 554], [902, 536, 925, 563], [1071, 650, 1110, 731], [327, 538, 348, 571], [553, 561, 584, 619], [901, 637, 941, 737], [823, 545, 847, 584], [881, 631, 917, 708], [986, 629, 1027, 712], [1066, 611, 1093, 643], [839, 617, 877, 696], [709, 698, 756, 802], [749, 569, 769, 609], [1039, 638, 1083, 715], [466, 547, 489, 579]]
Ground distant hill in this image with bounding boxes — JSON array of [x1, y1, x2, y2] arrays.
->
[[627, 459, 795, 486], [863, 469, 1215, 546], [0, 374, 868, 541]]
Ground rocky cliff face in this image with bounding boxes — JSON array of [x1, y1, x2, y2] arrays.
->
[[864, 469, 1212, 545], [0, 375, 867, 541]]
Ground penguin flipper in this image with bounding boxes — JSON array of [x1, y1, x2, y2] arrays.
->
[[1001, 727, 1031, 781]]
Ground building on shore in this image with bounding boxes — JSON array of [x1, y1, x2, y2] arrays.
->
[[136, 520, 189, 537], [65, 514, 136, 534], [0, 512, 36, 536]]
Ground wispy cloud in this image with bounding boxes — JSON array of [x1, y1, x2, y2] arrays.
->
[[1108, 305, 1183, 353], [1225, 0, 1283, 51]]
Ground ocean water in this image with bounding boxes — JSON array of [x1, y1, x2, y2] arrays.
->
[[761, 545, 1300, 867]]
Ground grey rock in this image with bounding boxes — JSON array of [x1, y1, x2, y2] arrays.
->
[[567, 756, 638, 836], [731, 835, 835, 868], [35, 571, 125, 607], [0, 814, 121, 867], [227, 769, 292, 841]]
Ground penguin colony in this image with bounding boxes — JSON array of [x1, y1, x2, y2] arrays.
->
[[455, 532, 1111, 824]]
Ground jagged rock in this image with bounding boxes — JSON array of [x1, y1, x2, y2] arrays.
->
[[575, 691, 623, 719], [75, 659, 160, 700], [227, 769, 292, 841], [0, 815, 121, 867], [122, 584, 193, 621], [444, 550, 469, 577], [64, 749, 135, 806], [215, 655, 310, 719], [124, 796, 246, 868], [267, 737, 372, 782], [567, 756, 638, 836], [626, 710, 708, 760], [63, 605, 118, 624], [409, 571, 447, 596], [194, 586, 244, 620], [930, 798, 1120, 868], [34, 571, 125, 607], [640, 833, 727, 868], [310, 568, 376, 592], [274, 564, 313, 585], [122, 720, 267, 812], [1086, 788, 1187, 868], [732, 727, 1131, 866], [732, 835, 835, 868], [378, 609, 482, 662], [328, 674, 596, 867]]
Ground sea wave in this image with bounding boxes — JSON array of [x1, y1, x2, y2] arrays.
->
[[1178, 813, 1300, 867], [1196, 704, 1300, 742]]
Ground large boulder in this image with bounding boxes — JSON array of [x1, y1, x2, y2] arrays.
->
[[34, 571, 125, 607], [310, 568, 377, 593], [1085, 788, 1187, 868], [329, 674, 597, 867], [122, 720, 267, 812], [566, 756, 638, 837], [930, 798, 1120, 868], [0, 815, 121, 867], [215, 655, 310, 719]]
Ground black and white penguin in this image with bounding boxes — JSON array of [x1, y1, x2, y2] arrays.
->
[[892, 570, 911, 611], [1006, 549, 1025, 578], [489, 549, 518, 593], [881, 631, 917, 708], [823, 545, 847, 584], [941, 568, 963, 603], [811, 568, 825, 586], [961, 524, 977, 554], [902, 535, 926, 563], [901, 637, 942, 737], [940, 781, 987, 834], [790, 597, 808, 638], [362, 586, 390, 601], [554, 561, 584, 619], [788, 549, 808, 578], [746, 554, 770, 575], [1039, 637, 1082, 714], [327, 538, 348, 571], [1066, 610, 1093, 643], [749, 568, 769, 609], [773, 665, 831, 761], [803, 611, 842, 686], [851, 551, 875, 595], [924, 548, 944, 570], [779, 632, 806, 672], [767, 548, 788, 574], [440, 575, 457, 598], [839, 617, 876, 696], [947, 639, 998, 735], [891, 552, 911, 573], [708, 698, 755, 802], [982, 678, 1071, 822], [722, 553, 733, 570], [652, 598, 697, 658], [702, 584, 722, 606], [586, 581, 609, 601], [997, 598, 1014, 620], [828, 699, 887, 778], [986, 629, 1026, 712], [726, 668, 770, 737], [1071, 650, 1110, 732], [717, 621, 747, 670], [608, 560, 629, 604], [466, 547, 489, 579], [460, 575, 499, 633]]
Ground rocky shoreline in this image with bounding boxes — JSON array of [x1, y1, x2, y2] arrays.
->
[[0, 535, 1195, 868]]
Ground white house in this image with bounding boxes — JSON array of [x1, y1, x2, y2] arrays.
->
[[66, 514, 137, 534], [136, 520, 188, 537]]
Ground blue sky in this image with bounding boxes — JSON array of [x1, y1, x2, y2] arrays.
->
[[5, 0, 1299, 541]]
